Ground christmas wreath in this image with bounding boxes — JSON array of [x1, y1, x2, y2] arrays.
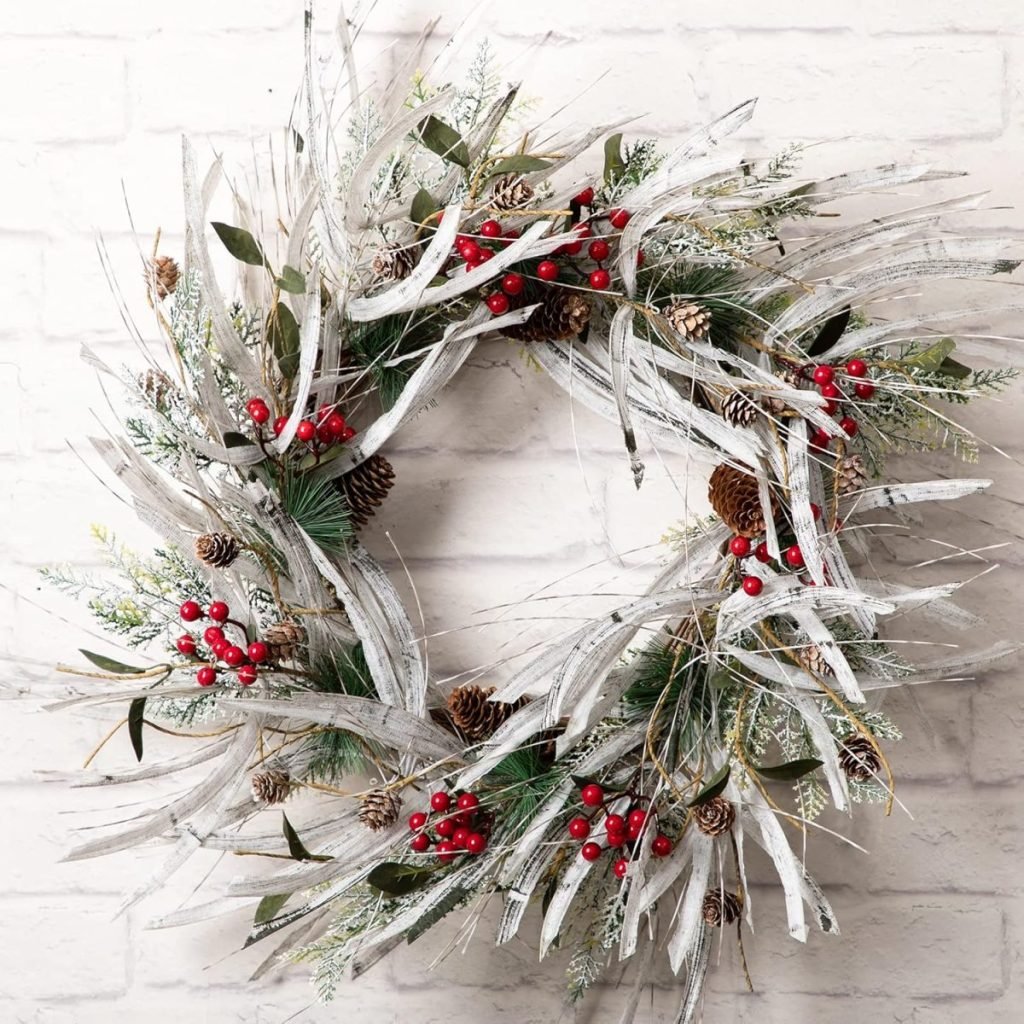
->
[[44, 12, 1020, 1021]]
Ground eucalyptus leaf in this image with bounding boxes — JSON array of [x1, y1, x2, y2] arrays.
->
[[211, 222, 267, 267], [223, 431, 255, 449], [78, 649, 147, 675], [902, 337, 956, 373], [687, 762, 731, 807], [754, 758, 823, 781], [282, 813, 313, 861], [603, 132, 625, 185], [417, 116, 470, 168], [128, 697, 146, 762], [807, 306, 851, 357], [276, 265, 306, 294], [407, 886, 468, 943], [938, 356, 973, 379], [367, 862, 438, 897], [253, 892, 290, 925], [410, 187, 437, 229], [485, 155, 553, 180], [267, 302, 301, 379]]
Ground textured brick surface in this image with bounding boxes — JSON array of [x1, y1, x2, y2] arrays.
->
[[4, 0, 1024, 1021]]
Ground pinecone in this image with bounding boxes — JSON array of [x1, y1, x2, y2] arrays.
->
[[795, 643, 833, 677], [194, 532, 240, 569], [490, 173, 535, 211], [371, 243, 416, 282], [839, 735, 881, 782], [708, 463, 772, 538], [499, 287, 592, 343], [702, 888, 743, 927], [263, 620, 306, 662], [762, 368, 802, 416], [837, 454, 868, 496], [692, 796, 736, 837], [447, 685, 529, 742], [147, 255, 180, 300], [342, 453, 396, 528], [250, 768, 292, 805], [663, 300, 712, 342], [721, 390, 759, 428], [358, 788, 402, 831]]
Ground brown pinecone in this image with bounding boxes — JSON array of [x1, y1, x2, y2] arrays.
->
[[371, 242, 416, 282], [702, 888, 743, 927], [663, 300, 712, 342], [194, 531, 240, 569], [250, 768, 292, 805], [490, 173, 535, 211], [762, 368, 802, 416], [837, 454, 868, 496], [147, 255, 180, 300], [795, 643, 833, 677], [839, 735, 881, 782], [693, 796, 736, 837], [499, 287, 592, 343], [342, 453, 396, 528], [447, 685, 529, 742], [358, 788, 402, 831], [263, 620, 306, 662], [721, 390, 759, 428], [708, 463, 771, 538]]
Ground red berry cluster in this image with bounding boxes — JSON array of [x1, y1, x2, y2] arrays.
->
[[176, 599, 270, 687], [408, 790, 489, 863], [804, 358, 876, 450], [731, 503, 828, 597], [246, 399, 357, 454], [567, 782, 672, 879]]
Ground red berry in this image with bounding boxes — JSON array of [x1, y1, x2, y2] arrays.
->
[[784, 545, 805, 568], [203, 626, 224, 645], [409, 812, 427, 831], [810, 503, 822, 521], [822, 399, 839, 416], [501, 273, 524, 296], [819, 382, 841, 400], [211, 639, 230, 659], [562, 237, 584, 256], [754, 542, 771, 563], [581, 842, 602, 862], [466, 832, 487, 855], [247, 642, 269, 664], [452, 827, 471, 849], [208, 601, 229, 622], [223, 645, 245, 667], [237, 664, 258, 686], [846, 358, 868, 378], [608, 208, 630, 229], [568, 817, 591, 840], [587, 238, 610, 261], [839, 416, 858, 436], [606, 830, 627, 848], [272, 416, 289, 436], [742, 575, 764, 597], [435, 817, 456, 838], [295, 420, 316, 442], [627, 822, 643, 840], [503, 228, 521, 241], [179, 600, 202, 622], [627, 808, 647, 831], [479, 219, 501, 238], [458, 239, 481, 263], [315, 423, 335, 446], [196, 666, 216, 687], [325, 413, 347, 437], [854, 382, 876, 400], [729, 536, 751, 558], [651, 834, 673, 857], [176, 635, 197, 656], [340, 425, 356, 442], [453, 812, 472, 828], [435, 840, 456, 863], [315, 405, 333, 424], [574, 186, 595, 206], [636, 249, 646, 267], [580, 784, 604, 807], [536, 260, 559, 281], [486, 292, 510, 315], [812, 365, 835, 386], [430, 791, 451, 813], [411, 832, 431, 853], [454, 234, 471, 249], [589, 268, 611, 290], [246, 398, 270, 424], [476, 248, 494, 264], [810, 427, 832, 450], [604, 813, 625, 834], [456, 792, 479, 811], [613, 857, 629, 879]]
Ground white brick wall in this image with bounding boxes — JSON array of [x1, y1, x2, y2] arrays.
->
[[3, 1, 1023, 1020]]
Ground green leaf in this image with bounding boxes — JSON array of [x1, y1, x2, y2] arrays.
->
[[282, 812, 313, 861], [79, 649, 147, 674], [211, 222, 267, 267], [367, 862, 438, 897], [267, 302, 301, 379], [603, 132, 625, 186], [485, 155, 552, 180], [902, 337, 956, 373], [417, 116, 470, 168], [754, 758, 823, 781], [687, 762, 731, 807], [128, 697, 146, 762], [406, 886, 468, 943], [253, 892, 290, 925], [410, 187, 437, 229], [276, 265, 306, 294], [938, 356, 973, 380], [807, 306, 851, 358], [223, 431, 255, 449]]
